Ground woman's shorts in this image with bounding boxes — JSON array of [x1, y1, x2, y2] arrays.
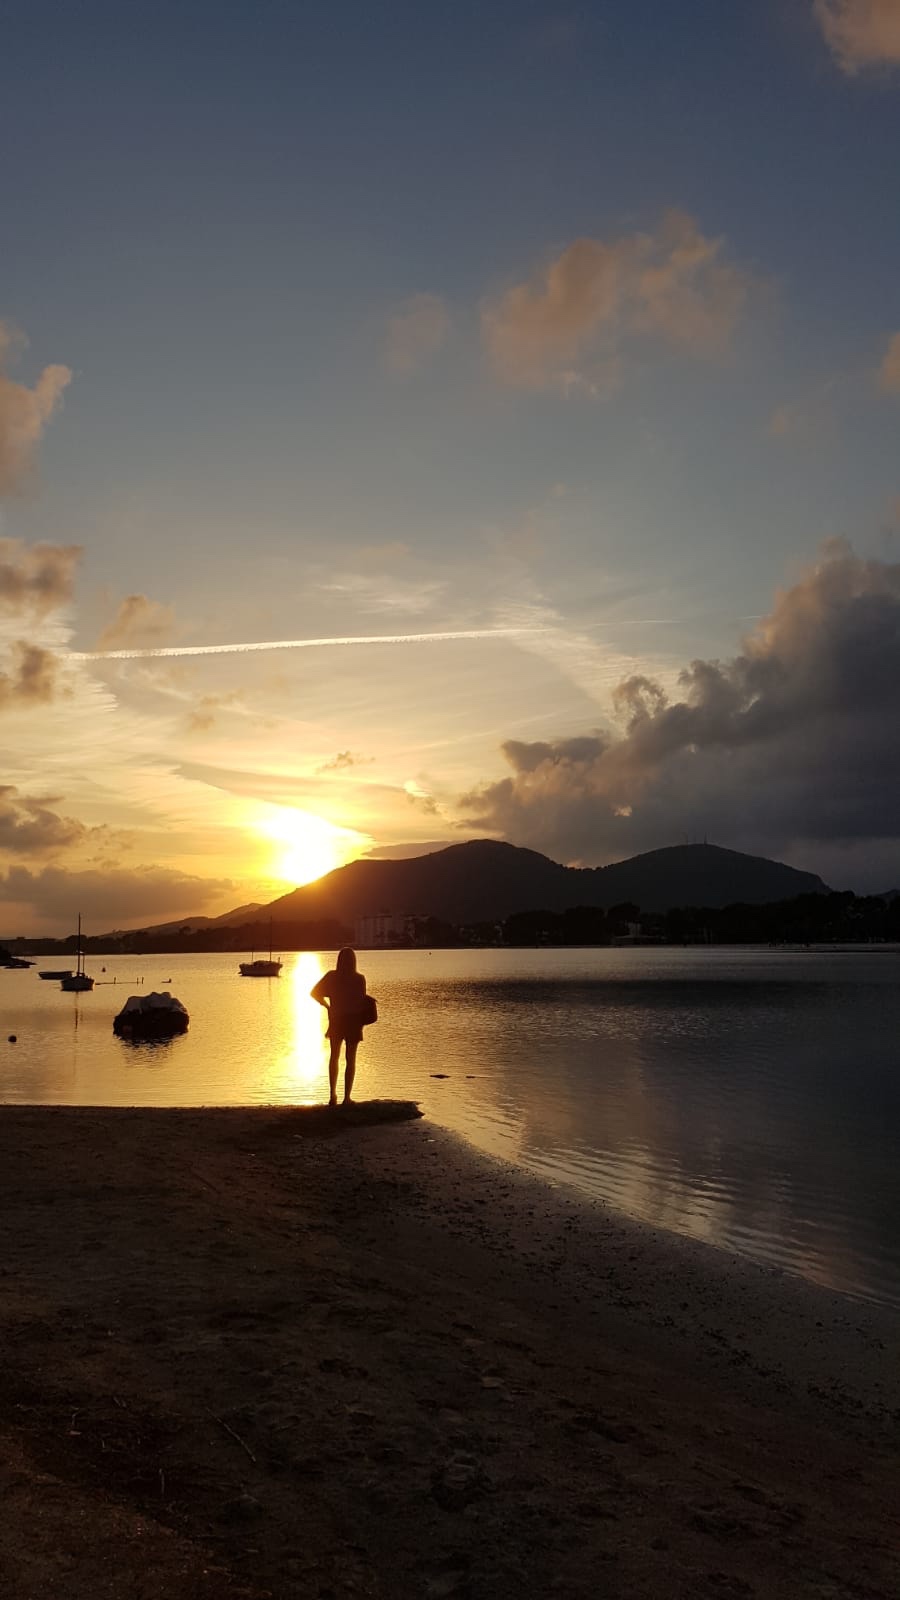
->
[[327, 1021, 363, 1047]]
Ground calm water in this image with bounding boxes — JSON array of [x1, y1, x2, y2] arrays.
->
[[2, 947, 899, 1307]]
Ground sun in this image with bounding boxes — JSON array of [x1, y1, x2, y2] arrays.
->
[[253, 805, 368, 887]]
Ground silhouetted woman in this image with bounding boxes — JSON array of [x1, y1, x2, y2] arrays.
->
[[311, 947, 368, 1107]]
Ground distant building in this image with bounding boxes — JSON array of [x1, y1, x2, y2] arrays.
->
[[355, 911, 417, 948], [611, 920, 666, 947]]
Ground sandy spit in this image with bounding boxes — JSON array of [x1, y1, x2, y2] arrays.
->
[[0, 1103, 897, 1600]]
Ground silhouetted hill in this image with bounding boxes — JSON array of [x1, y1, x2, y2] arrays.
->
[[140, 903, 264, 937], [261, 840, 827, 925], [590, 843, 827, 913]]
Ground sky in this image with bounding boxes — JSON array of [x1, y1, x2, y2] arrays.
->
[[2, 0, 900, 933]]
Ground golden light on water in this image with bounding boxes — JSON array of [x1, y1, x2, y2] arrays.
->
[[251, 804, 370, 887], [280, 951, 329, 1102]]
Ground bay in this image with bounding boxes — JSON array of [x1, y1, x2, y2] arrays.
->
[[2, 946, 899, 1307]]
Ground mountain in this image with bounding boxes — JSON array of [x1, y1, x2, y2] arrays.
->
[[585, 843, 827, 913], [258, 840, 828, 926], [139, 902, 264, 937]]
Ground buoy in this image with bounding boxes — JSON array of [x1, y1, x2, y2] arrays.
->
[[8, 1034, 16, 1043]]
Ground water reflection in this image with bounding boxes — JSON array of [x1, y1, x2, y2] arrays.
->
[[265, 952, 327, 1103], [3, 948, 900, 1304]]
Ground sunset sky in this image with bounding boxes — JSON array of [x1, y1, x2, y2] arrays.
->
[[2, 0, 900, 933]]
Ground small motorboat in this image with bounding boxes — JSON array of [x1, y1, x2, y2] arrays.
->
[[113, 992, 189, 1040], [39, 969, 73, 980]]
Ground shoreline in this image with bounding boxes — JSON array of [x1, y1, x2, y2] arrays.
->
[[1, 1104, 898, 1598]]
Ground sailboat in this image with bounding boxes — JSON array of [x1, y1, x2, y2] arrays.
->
[[60, 915, 94, 992], [239, 920, 282, 977]]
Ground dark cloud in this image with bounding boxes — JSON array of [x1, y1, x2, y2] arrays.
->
[[0, 538, 81, 615], [186, 691, 244, 733], [318, 750, 373, 773], [0, 642, 66, 708], [0, 788, 85, 855], [460, 543, 900, 889], [0, 864, 234, 933], [96, 593, 175, 651], [365, 840, 453, 860]]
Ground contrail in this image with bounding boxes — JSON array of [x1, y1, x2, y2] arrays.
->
[[69, 626, 542, 662]]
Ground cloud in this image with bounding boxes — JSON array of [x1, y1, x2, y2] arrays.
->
[[768, 403, 801, 439], [0, 641, 66, 709], [814, 0, 900, 72], [96, 593, 176, 651], [385, 293, 451, 374], [317, 750, 373, 772], [0, 544, 79, 712], [878, 330, 900, 391], [0, 863, 234, 932], [482, 210, 754, 392], [0, 538, 81, 616], [0, 323, 72, 493], [316, 571, 446, 615], [185, 691, 245, 733], [0, 788, 85, 855], [365, 839, 450, 860], [460, 542, 900, 885], [404, 778, 441, 816]]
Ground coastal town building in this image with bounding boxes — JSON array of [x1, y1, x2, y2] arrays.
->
[[355, 911, 417, 947]]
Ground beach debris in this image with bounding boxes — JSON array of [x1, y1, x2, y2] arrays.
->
[[431, 1452, 491, 1511], [219, 1493, 264, 1525], [207, 1407, 257, 1463]]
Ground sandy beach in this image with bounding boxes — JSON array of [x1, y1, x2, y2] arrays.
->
[[1, 1104, 898, 1600]]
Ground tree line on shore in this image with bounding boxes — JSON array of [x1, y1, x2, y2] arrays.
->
[[2, 889, 897, 958]]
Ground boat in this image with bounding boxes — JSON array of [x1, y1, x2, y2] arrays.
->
[[113, 991, 189, 1040], [39, 969, 73, 980], [60, 916, 94, 992], [4, 957, 33, 969], [239, 956, 283, 977], [239, 922, 282, 977]]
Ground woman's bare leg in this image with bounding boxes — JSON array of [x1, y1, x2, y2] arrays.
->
[[328, 1043, 340, 1106], [343, 1040, 358, 1104]]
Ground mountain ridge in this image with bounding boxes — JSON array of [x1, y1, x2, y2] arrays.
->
[[256, 839, 828, 926]]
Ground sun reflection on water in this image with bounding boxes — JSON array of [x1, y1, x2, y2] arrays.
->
[[277, 951, 328, 1104]]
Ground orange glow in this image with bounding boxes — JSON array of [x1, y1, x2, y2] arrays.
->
[[253, 804, 368, 887], [286, 952, 329, 1101]]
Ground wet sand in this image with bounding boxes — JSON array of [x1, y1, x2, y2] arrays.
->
[[1, 1104, 898, 1599]]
